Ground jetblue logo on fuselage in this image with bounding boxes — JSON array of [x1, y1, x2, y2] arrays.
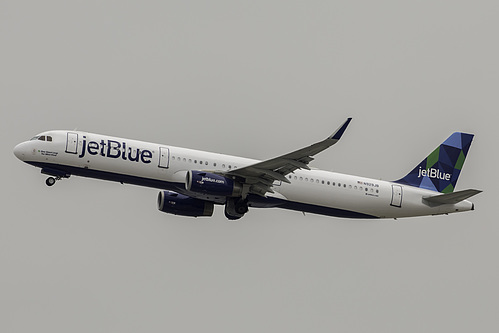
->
[[77, 138, 153, 164], [418, 167, 451, 180]]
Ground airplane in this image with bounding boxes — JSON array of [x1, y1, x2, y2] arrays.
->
[[13, 118, 481, 220]]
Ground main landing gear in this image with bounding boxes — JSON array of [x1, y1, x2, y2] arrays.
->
[[224, 197, 249, 220]]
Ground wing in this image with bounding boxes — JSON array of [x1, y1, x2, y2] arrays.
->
[[223, 118, 352, 196]]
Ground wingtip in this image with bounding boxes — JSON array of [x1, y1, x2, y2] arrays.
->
[[330, 118, 352, 140]]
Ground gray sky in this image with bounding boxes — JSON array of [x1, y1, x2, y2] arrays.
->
[[1, 1, 498, 332]]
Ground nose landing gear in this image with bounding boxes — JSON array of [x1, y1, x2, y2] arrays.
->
[[41, 168, 70, 187], [45, 176, 61, 186]]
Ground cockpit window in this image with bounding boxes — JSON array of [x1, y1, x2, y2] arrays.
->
[[30, 135, 52, 142]]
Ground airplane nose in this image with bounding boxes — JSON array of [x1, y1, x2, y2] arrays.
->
[[13, 142, 26, 160]]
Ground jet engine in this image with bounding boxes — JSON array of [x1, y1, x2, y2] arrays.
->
[[157, 191, 214, 217], [186, 171, 242, 197]]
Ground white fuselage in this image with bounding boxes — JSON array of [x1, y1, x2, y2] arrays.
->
[[13, 130, 474, 219]]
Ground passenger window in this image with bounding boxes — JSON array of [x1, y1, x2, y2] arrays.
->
[[327, 181, 330, 185]]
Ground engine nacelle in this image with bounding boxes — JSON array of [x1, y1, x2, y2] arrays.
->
[[186, 171, 242, 197], [157, 191, 214, 217]]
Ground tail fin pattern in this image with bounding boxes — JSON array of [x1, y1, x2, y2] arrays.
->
[[395, 132, 474, 193]]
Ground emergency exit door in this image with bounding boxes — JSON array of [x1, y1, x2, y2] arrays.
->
[[158, 147, 170, 168], [66, 132, 78, 154], [391, 185, 403, 207]]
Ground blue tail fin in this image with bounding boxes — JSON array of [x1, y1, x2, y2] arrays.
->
[[395, 132, 474, 193]]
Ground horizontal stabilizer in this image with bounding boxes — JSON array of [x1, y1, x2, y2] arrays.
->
[[423, 189, 482, 205]]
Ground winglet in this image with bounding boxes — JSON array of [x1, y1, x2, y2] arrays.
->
[[329, 118, 352, 140]]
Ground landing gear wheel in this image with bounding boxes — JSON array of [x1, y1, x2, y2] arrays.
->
[[235, 200, 249, 215], [46, 177, 56, 186], [224, 209, 242, 220], [224, 198, 249, 220]]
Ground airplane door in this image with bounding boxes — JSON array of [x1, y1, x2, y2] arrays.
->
[[66, 132, 78, 154], [391, 185, 403, 207], [159, 147, 170, 168]]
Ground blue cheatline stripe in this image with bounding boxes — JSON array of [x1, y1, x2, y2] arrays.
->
[[27, 161, 185, 192], [27, 161, 378, 219], [247, 194, 378, 219]]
